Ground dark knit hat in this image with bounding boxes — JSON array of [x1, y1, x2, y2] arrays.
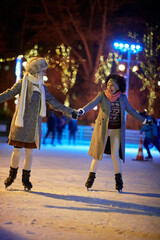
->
[[105, 73, 126, 93]]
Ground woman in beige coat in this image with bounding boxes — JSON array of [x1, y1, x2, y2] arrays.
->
[[78, 74, 150, 192], [0, 57, 77, 191]]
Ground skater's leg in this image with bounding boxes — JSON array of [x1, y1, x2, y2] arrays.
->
[[57, 130, 62, 144], [109, 129, 122, 174], [43, 130, 50, 144], [68, 131, 72, 144], [152, 138, 160, 152], [51, 129, 55, 145], [90, 159, 99, 173], [109, 129, 123, 191], [73, 132, 76, 145], [23, 148, 33, 171], [85, 131, 110, 190], [4, 167, 19, 188], [143, 137, 152, 158], [11, 147, 23, 168], [71, 132, 74, 144], [22, 148, 33, 191], [22, 169, 32, 191], [115, 173, 123, 192], [4, 147, 22, 188], [85, 159, 99, 189]]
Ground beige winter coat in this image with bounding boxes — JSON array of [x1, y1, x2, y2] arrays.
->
[[83, 92, 145, 162]]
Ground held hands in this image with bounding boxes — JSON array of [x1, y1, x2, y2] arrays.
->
[[143, 118, 153, 126], [71, 111, 78, 119], [77, 108, 85, 117], [71, 108, 85, 119]]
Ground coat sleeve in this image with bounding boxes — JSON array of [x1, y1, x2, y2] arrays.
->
[[0, 80, 22, 103], [44, 86, 74, 117], [123, 95, 145, 123], [83, 92, 103, 113]]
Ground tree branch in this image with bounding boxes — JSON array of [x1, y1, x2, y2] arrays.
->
[[67, 9, 93, 72]]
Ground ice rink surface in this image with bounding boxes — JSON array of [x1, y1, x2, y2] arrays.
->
[[0, 141, 160, 240]]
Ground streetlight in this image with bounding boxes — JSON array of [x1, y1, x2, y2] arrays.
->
[[118, 64, 126, 72], [113, 42, 142, 98]]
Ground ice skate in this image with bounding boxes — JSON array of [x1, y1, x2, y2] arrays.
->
[[115, 173, 123, 192], [85, 172, 96, 190], [22, 169, 32, 192], [4, 167, 18, 189], [145, 155, 153, 161]]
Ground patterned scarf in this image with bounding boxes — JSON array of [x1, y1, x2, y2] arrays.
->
[[105, 89, 121, 102]]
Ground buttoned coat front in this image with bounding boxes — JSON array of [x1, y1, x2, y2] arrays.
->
[[83, 92, 145, 162], [0, 80, 73, 149]]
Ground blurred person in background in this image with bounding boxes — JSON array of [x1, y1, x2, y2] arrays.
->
[[141, 115, 160, 160], [56, 115, 66, 145], [43, 110, 56, 145], [68, 118, 78, 145]]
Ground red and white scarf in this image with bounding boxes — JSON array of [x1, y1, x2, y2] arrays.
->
[[105, 89, 121, 102]]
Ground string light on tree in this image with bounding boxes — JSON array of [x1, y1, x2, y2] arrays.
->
[[132, 65, 139, 72], [46, 44, 79, 107], [95, 53, 118, 85]]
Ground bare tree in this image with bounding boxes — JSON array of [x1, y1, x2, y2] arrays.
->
[[1, 0, 148, 115], [27, 0, 130, 99]]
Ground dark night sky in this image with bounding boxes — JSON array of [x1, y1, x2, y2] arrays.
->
[[0, 0, 160, 56], [119, 0, 160, 25]]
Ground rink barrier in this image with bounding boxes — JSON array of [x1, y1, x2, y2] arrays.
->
[[41, 123, 145, 144]]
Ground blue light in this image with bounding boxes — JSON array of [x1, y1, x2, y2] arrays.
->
[[131, 44, 135, 50], [136, 45, 141, 50], [119, 43, 124, 49], [124, 44, 129, 49], [114, 42, 119, 48], [15, 57, 22, 82], [113, 42, 142, 53]]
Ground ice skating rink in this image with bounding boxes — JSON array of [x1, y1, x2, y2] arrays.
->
[[0, 141, 160, 240]]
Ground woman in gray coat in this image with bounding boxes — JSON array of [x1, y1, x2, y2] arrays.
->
[[0, 57, 77, 191], [78, 74, 150, 192]]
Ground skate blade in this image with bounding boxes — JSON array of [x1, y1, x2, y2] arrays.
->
[[24, 187, 31, 192], [118, 189, 123, 193], [5, 185, 11, 190]]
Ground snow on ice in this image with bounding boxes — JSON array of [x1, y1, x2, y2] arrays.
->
[[0, 141, 160, 240]]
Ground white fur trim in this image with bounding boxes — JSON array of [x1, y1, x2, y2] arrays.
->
[[26, 57, 47, 74]]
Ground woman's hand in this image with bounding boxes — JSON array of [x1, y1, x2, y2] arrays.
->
[[77, 108, 85, 117]]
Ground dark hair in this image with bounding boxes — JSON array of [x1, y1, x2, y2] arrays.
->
[[105, 73, 126, 93]]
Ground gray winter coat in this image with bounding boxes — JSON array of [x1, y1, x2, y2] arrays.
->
[[83, 92, 145, 162], [0, 80, 73, 149]]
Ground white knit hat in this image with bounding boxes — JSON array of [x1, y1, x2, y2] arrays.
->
[[26, 57, 48, 74]]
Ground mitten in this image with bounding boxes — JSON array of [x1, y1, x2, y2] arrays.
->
[[144, 119, 153, 126], [78, 108, 85, 117], [71, 111, 78, 119]]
